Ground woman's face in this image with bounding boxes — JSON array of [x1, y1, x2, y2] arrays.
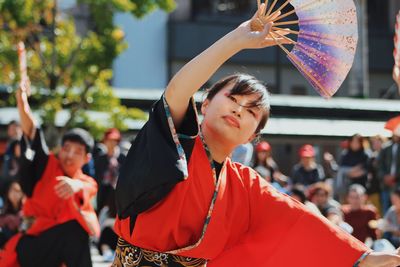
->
[[256, 151, 268, 162], [311, 189, 328, 206], [8, 182, 23, 209], [201, 84, 265, 148], [371, 137, 382, 152], [347, 190, 364, 208], [349, 137, 362, 151]]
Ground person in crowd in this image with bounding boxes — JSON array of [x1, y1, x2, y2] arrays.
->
[[290, 185, 321, 216], [367, 135, 387, 215], [231, 142, 253, 166], [0, 181, 24, 248], [309, 182, 341, 218], [338, 134, 369, 187], [378, 125, 400, 214], [253, 140, 278, 181], [97, 189, 118, 262], [251, 141, 289, 192], [1, 121, 22, 187], [335, 134, 369, 202], [0, 77, 100, 267], [112, 4, 399, 266], [1, 140, 21, 182], [382, 187, 400, 247], [308, 182, 353, 234], [6, 121, 22, 143], [93, 128, 126, 212], [292, 144, 325, 187], [322, 151, 338, 180], [342, 184, 378, 243]]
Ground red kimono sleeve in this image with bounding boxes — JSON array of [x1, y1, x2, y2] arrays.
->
[[74, 175, 100, 237], [75, 176, 97, 207], [208, 168, 368, 267]]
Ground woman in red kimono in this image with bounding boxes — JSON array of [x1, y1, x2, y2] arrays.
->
[[0, 78, 100, 266], [113, 4, 400, 267]]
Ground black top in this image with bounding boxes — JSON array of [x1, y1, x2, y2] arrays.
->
[[292, 163, 325, 186], [115, 96, 226, 233], [92, 145, 126, 185], [18, 129, 49, 197], [214, 161, 223, 177], [116, 97, 198, 221]]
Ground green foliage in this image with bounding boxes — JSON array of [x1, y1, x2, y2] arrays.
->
[[0, 0, 174, 143]]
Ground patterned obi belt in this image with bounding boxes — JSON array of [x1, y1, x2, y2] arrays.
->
[[112, 238, 207, 267]]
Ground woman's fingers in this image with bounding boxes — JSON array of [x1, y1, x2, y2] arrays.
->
[[263, 36, 292, 47], [259, 3, 267, 17], [273, 28, 292, 36], [267, 10, 281, 22]]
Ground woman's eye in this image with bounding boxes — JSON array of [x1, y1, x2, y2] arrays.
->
[[228, 95, 237, 102], [248, 109, 256, 117]]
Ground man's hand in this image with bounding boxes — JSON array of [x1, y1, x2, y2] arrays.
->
[[360, 251, 400, 267], [54, 176, 84, 199]]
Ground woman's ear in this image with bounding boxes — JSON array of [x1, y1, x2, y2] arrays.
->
[[201, 99, 210, 115]]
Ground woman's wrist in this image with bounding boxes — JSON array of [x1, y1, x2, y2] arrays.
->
[[224, 29, 247, 53], [354, 251, 372, 267]]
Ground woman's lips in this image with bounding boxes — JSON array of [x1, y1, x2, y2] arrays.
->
[[223, 115, 240, 128]]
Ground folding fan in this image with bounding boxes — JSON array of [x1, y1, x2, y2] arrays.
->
[[251, 0, 358, 98]]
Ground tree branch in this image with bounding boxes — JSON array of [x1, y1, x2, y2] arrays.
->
[[26, 35, 51, 78], [61, 80, 93, 132], [49, 0, 59, 90], [58, 38, 84, 81]]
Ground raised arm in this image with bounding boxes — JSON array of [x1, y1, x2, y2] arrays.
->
[[165, 5, 288, 128], [393, 64, 400, 95], [16, 79, 36, 140]]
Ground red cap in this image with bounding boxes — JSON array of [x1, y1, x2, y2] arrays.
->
[[299, 144, 315, 157], [103, 128, 121, 141], [256, 141, 271, 152]]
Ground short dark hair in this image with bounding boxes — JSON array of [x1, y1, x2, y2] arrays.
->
[[8, 120, 20, 127], [206, 74, 270, 134], [62, 128, 94, 153], [291, 186, 307, 204]]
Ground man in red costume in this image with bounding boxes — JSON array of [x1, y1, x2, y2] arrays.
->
[[0, 78, 100, 266], [112, 4, 400, 267]]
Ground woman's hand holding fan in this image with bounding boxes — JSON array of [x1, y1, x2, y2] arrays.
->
[[248, 0, 358, 98]]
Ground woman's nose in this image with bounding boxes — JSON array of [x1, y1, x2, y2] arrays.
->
[[232, 105, 243, 117]]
